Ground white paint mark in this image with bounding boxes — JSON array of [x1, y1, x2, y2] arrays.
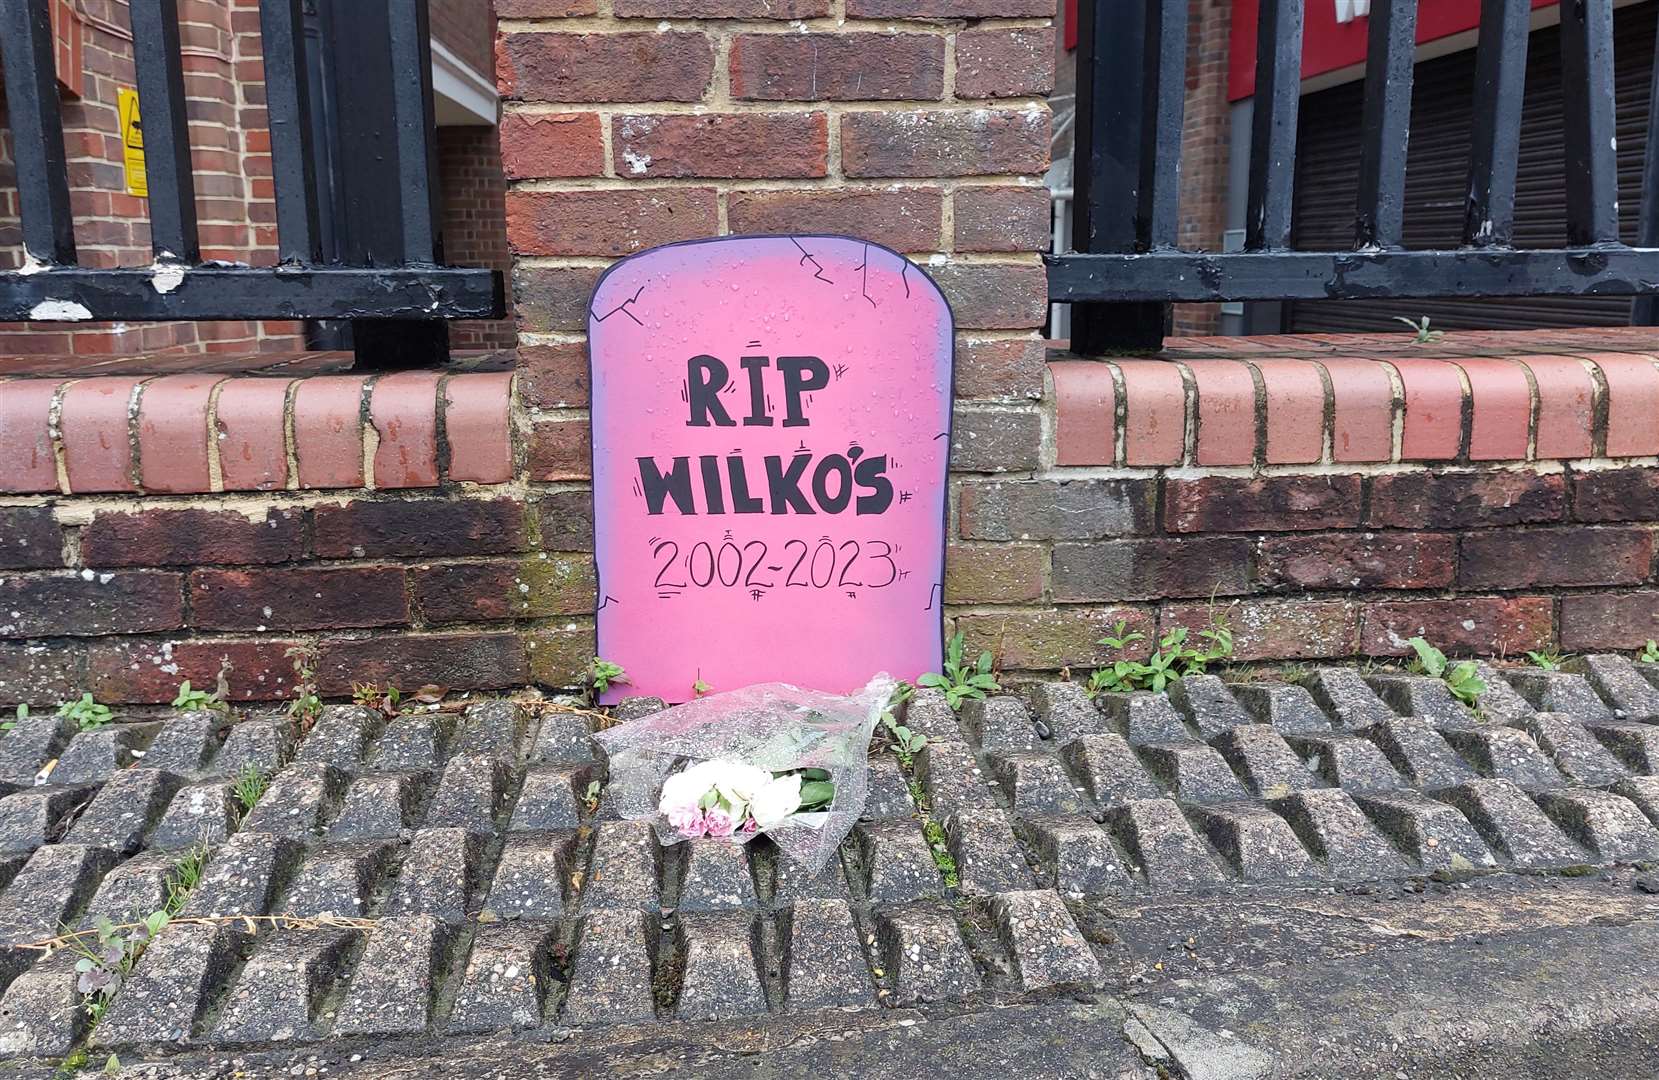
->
[[29, 300, 92, 321], [623, 149, 653, 175], [151, 262, 186, 295]]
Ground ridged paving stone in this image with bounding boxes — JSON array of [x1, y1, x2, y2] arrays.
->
[[1136, 742, 1249, 803], [137, 713, 226, 774], [1534, 789, 1659, 862], [1518, 714, 1629, 786], [527, 713, 594, 766], [181, 831, 302, 917], [149, 781, 236, 850], [384, 827, 483, 922], [509, 766, 589, 831], [291, 706, 381, 771], [581, 820, 660, 911], [79, 851, 175, 927], [280, 840, 396, 917], [858, 821, 943, 903], [945, 811, 1039, 895], [206, 719, 295, 778], [862, 755, 916, 820], [781, 898, 876, 1009], [1469, 663, 1537, 724], [1566, 655, 1659, 720], [772, 848, 852, 902], [424, 754, 515, 834], [990, 751, 1085, 815], [1015, 816, 1132, 895], [1168, 675, 1253, 739], [876, 903, 981, 1005], [483, 833, 572, 920], [0, 715, 75, 785], [1229, 682, 1333, 734], [51, 726, 149, 785], [211, 928, 358, 1043], [1587, 722, 1659, 773], [1269, 790, 1411, 880], [1187, 803, 1322, 883], [0, 951, 85, 1056], [1439, 727, 1565, 790], [1366, 676, 1476, 729], [1025, 681, 1107, 743], [916, 739, 997, 818], [1507, 671, 1615, 721], [1364, 719, 1476, 790], [446, 923, 553, 1034], [1106, 799, 1226, 890], [1210, 726, 1318, 797], [1613, 775, 1659, 825], [901, 688, 963, 743], [238, 764, 347, 838], [675, 912, 768, 1020], [0, 844, 117, 946], [91, 922, 248, 1047], [1291, 733, 1405, 793], [67, 767, 181, 853], [1061, 733, 1163, 807], [333, 915, 451, 1036], [610, 696, 667, 722], [961, 696, 1039, 752], [677, 836, 758, 911], [992, 889, 1102, 990], [327, 772, 423, 839], [452, 701, 531, 761], [560, 908, 655, 1025], [1351, 790, 1496, 871], [367, 714, 452, 772], [0, 787, 96, 855], [1306, 669, 1395, 729], [1434, 779, 1586, 868], [1098, 692, 1189, 744]]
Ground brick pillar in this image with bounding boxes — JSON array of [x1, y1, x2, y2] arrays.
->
[[495, 0, 1057, 523]]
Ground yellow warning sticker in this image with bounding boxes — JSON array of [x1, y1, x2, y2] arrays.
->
[[119, 87, 146, 198]]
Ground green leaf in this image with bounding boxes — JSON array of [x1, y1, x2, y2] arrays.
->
[[1406, 636, 1446, 677], [799, 767, 831, 782], [916, 673, 948, 689], [798, 780, 836, 806]]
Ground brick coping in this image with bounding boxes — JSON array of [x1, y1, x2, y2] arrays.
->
[[1051, 327, 1659, 468]]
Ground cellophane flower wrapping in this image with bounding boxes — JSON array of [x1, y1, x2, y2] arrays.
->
[[594, 674, 895, 874]]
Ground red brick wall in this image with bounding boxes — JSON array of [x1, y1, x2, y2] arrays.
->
[[439, 125, 516, 351], [431, 0, 497, 76], [1172, 0, 1231, 337]]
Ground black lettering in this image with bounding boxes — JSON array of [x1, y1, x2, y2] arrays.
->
[[698, 455, 725, 514], [726, 454, 764, 513], [686, 355, 734, 427], [778, 356, 829, 427], [854, 454, 894, 515], [638, 456, 696, 515], [811, 454, 853, 514], [739, 356, 773, 426], [765, 453, 815, 515]]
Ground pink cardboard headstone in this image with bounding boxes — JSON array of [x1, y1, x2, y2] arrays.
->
[[588, 235, 953, 703]]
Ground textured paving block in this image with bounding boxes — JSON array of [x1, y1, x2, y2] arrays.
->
[[875, 903, 981, 1005], [1435, 779, 1586, 869], [1230, 682, 1333, 734], [528, 712, 595, 766], [367, 713, 453, 772], [327, 772, 423, 840], [781, 898, 876, 1009], [772, 846, 852, 902], [1440, 727, 1565, 791], [581, 819, 661, 911], [1469, 663, 1536, 725], [211, 928, 358, 1043], [0, 843, 117, 945], [1306, 669, 1395, 729], [1613, 775, 1659, 825], [1366, 675, 1477, 729], [453, 700, 533, 761], [333, 915, 452, 1036], [483, 832, 573, 920], [677, 837, 759, 911], [946, 810, 1039, 895], [1534, 789, 1659, 862], [424, 754, 515, 833], [207, 718, 296, 778], [67, 767, 181, 853], [181, 831, 303, 917], [612, 696, 668, 722], [1507, 671, 1615, 721], [89, 922, 249, 1048], [1187, 803, 1321, 883], [51, 725, 149, 785], [0, 786, 95, 856], [148, 781, 235, 851], [1106, 798, 1227, 891], [862, 755, 916, 821], [1099, 692, 1189, 744], [1025, 681, 1107, 744], [510, 766, 592, 832], [1269, 789, 1412, 881], [1210, 726, 1317, 797], [1519, 714, 1629, 786], [561, 908, 656, 1025], [916, 739, 997, 818], [79, 850, 176, 928], [1351, 791, 1496, 872], [1588, 722, 1659, 774], [1567, 654, 1659, 720], [1291, 734, 1404, 793], [281, 840, 396, 918], [0, 951, 88, 1056], [136, 712, 227, 774], [447, 923, 554, 1034], [857, 821, 943, 903], [992, 889, 1102, 990], [0, 713, 75, 785], [291, 705, 382, 771], [901, 687, 963, 744], [1365, 718, 1476, 790], [1168, 674, 1253, 739], [989, 751, 1085, 815], [384, 827, 484, 922], [1061, 733, 1164, 808], [1015, 816, 1132, 895], [674, 911, 768, 1020], [961, 695, 1039, 752], [1137, 742, 1249, 803], [238, 763, 347, 838]]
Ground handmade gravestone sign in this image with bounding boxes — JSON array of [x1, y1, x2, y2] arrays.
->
[[587, 235, 953, 703]]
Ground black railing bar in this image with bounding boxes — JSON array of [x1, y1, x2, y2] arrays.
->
[[1137, 0, 1187, 250], [1464, 0, 1531, 247], [259, 0, 322, 264], [0, 266, 503, 322], [1046, 246, 1659, 303], [1560, 0, 1620, 246], [128, 0, 200, 263], [387, 0, 443, 263], [1245, 0, 1304, 251], [0, 0, 77, 266], [1633, 10, 1659, 324], [1354, 0, 1419, 250]]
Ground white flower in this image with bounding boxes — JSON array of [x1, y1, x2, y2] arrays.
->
[[709, 760, 772, 819], [658, 759, 724, 815], [749, 772, 802, 830]]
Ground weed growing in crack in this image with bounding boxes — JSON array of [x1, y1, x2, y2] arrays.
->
[[1526, 649, 1564, 672], [582, 780, 601, 815], [231, 764, 269, 822], [2, 703, 26, 734], [56, 694, 113, 732], [351, 682, 401, 716], [171, 680, 228, 714], [877, 683, 927, 768], [284, 646, 322, 733], [588, 658, 627, 702], [1086, 612, 1233, 695], [921, 818, 959, 889], [1642, 640, 1659, 664], [68, 911, 169, 1023], [1407, 636, 1486, 708], [1394, 314, 1444, 343], [165, 842, 209, 916], [918, 632, 999, 710]]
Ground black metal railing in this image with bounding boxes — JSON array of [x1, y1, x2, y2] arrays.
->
[[0, 0, 503, 367], [1049, 0, 1659, 353]]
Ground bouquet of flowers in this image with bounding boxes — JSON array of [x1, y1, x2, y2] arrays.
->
[[594, 674, 895, 873]]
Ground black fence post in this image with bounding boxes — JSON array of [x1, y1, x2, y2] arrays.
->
[[1068, 0, 1170, 355]]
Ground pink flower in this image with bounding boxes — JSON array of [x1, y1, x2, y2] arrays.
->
[[668, 805, 706, 839], [741, 816, 759, 834], [704, 807, 737, 838]]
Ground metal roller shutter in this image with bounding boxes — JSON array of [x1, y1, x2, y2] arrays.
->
[[1284, 0, 1657, 333]]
